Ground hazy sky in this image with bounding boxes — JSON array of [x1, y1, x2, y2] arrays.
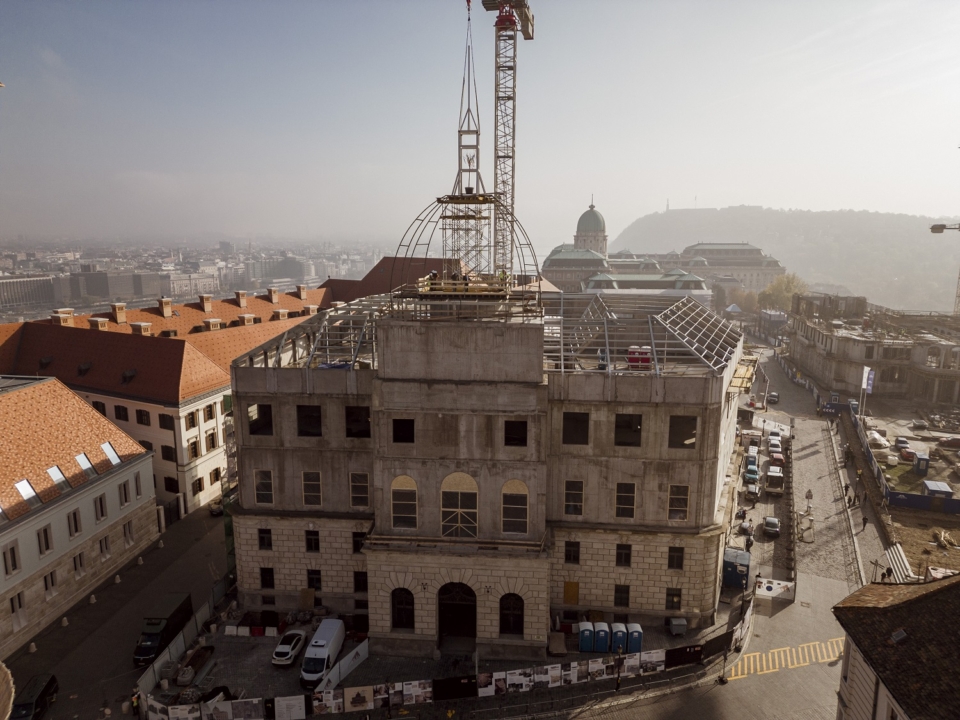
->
[[2, 0, 960, 257]]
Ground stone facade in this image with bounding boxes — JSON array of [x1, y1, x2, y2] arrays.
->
[[230, 295, 744, 659]]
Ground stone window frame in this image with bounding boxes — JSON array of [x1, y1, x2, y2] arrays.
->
[[614, 584, 630, 608], [564, 480, 584, 516], [668, 485, 689, 521], [350, 473, 370, 508], [305, 530, 320, 553], [302, 471, 322, 506], [564, 541, 580, 565], [391, 476, 418, 530], [615, 543, 631, 568], [668, 546, 685, 570], [615, 482, 636, 518], [501, 479, 529, 534], [255, 470, 274, 505], [440, 473, 478, 538]]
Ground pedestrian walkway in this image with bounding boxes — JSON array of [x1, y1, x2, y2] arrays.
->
[[727, 637, 843, 680]]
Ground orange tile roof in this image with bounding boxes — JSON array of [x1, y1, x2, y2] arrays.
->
[[37, 287, 330, 336], [0, 377, 148, 521], [184, 316, 310, 373], [11, 323, 229, 404]]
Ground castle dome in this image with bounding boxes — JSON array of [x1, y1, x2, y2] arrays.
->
[[577, 204, 606, 234]]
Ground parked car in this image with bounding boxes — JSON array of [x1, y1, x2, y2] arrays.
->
[[10, 675, 59, 720], [769, 430, 782, 442], [744, 467, 760, 484], [747, 445, 759, 457], [208, 498, 224, 516], [768, 439, 782, 454], [912, 419, 928, 430], [744, 482, 761, 502], [900, 446, 917, 461], [767, 392, 780, 404], [272, 630, 308, 667], [745, 455, 758, 469], [939, 436, 960, 448], [769, 452, 785, 468], [762, 516, 781, 538], [894, 437, 910, 450]]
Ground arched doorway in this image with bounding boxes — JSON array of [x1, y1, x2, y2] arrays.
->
[[437, 583, 476, 640]]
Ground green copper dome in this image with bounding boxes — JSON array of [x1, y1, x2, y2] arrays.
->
[[577, 203, 606, 234]]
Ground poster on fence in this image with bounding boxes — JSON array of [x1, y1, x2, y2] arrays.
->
[[588, 658, 606, 681], [623, 653, 640, 677], [372, 684, 390, 709], [547, 664, 562, 687], [403, 680, 432, 704], [506, 668, 532, 692], [533, 666, 550, 690], [477, 673, 496, 697], [312, 689, 343, 715], [604, 658, 619, 678], [344, 687, 374, 712], [274, 696, 307, 720], [201, 702, 233, 720], [169, 706, 200, 720], [640, 649, 665, 675]]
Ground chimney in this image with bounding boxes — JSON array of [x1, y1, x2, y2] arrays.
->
[[296, 285, 308, 301], [50, 313, 74, 327], [235, 290, 247, 308], [199, 294, 213, 313], [272, 308, 289, 320], [158, 297, 172, 318], [110, 302, 127, 324], [130, 322, 152, 336], [203, 318, 222, 332], [238, 313, 255, 326], [267, 287, 279, 304], [89, 317, 109, 331], [54, 308, 75, 317], [303, 305, 318, 316]]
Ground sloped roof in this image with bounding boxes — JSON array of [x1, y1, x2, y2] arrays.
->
[[10, 323, 229, 404], [833, 575, 960, 720], [320, 257, 448, 304], [0, 323, 24, 373], [185, 316, 309, 372], [47, 288, 330, 335], [0, 377, 148, 521]]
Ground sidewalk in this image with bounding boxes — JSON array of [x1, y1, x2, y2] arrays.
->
[[5, 510, 228, 719]]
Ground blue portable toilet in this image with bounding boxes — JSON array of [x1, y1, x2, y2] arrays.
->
[[594, 622, 610, 653], [611, 623, 627, 654], [722, 547, 752, 589], [626, 623, 643, 654], [578, 622, 594, 652], [914, 454, 930, 477]]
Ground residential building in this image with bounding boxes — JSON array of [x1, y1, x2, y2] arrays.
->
[[833, 574, 960, 720], [0, 286, 330, 517], [0, 376, 157, 660], [230, 290, 749, 660]]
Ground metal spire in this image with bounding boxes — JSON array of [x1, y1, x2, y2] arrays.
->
[[452, 11, 484, 195]]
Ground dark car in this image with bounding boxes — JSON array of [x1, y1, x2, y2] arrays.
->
[[900, 446, 917, 461], [762, 516, 781, 538], [939, 436, 960, 449], [767, 392, 779, 404], [208, 499, 224, 516], [769, 452, 785, 468], [912, 419, 928, 430]]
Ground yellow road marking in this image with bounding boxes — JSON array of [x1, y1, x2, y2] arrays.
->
[[726, 637, 844, 680]]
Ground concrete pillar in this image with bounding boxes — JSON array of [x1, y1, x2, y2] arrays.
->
[[156, 506, 166, 534], [178, 492, 187, 517]]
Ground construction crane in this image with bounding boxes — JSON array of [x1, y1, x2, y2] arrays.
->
[[930, 223, 960, 314], [481, 0, 534, 279]]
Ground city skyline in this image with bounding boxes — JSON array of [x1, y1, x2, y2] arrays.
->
[[2, 1, 960, 258]]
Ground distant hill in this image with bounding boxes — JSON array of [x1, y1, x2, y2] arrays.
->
[[610, 206, 960, 312]]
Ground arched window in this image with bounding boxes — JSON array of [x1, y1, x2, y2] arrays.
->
[[391, 588, 415, 630], [501, 479, 528, 534], [441, 472, 478, 538], [391, 476, 418, 529], [499, 593, 524, 636]]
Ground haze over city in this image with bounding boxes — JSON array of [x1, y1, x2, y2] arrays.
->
[[2, 0, 960, 256]]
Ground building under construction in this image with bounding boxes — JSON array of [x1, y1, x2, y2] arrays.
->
[[227, 4, 752, 660], [788, 293, 960, 406]]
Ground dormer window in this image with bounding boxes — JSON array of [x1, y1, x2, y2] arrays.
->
[[47, 466, 71, 492], [14, 479, 42, 508], [101, 442, 122, 466], [75, 453, 98, 480]]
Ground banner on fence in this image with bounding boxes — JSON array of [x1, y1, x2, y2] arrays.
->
[[314, 640, 369, 693], [274, 696, 309, 720], [639, 649, 665, 674]]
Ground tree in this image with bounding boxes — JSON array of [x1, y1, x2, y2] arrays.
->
[[713, 284, 727, 313], [728, 288, 758, 314], [758, 273, 808, 312]]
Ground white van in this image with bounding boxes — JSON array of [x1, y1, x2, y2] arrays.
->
[[300, 619, 345, 689]]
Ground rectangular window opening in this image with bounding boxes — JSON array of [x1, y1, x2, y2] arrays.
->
[[302, 472, 322, 506], [615, 543, 632, 568], [305, 530, 320, 553], [255, 470, 273, 504], [614, 413, 642, 447], [564, 480, 584, 516], [101, 442, 122, 466], [258, 528, 273, 550], [392, 418, 415, 444], [668, 415, 698, 449], [614, 584, 630, 608], [504, 420, 528, 447], [615, 482, 636, 519], [668, 546, 685, 570], [350, 473, 369, 508], [564, 541, 580, 565], [247, 403, 274, 436], [345, 406, 371, 439], [562, 412, 590, 445], [296, 405, 323, 437], [668, 485, 690, 521]]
